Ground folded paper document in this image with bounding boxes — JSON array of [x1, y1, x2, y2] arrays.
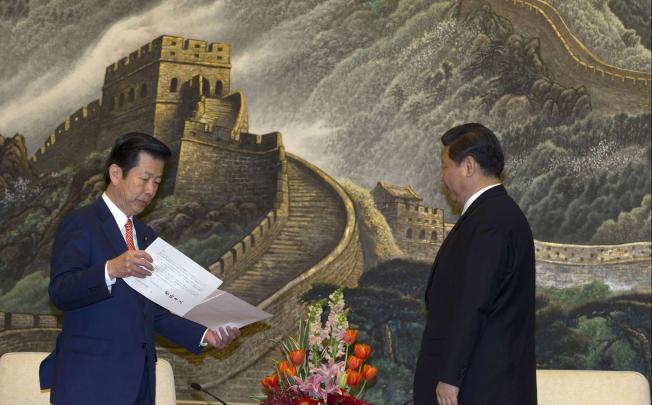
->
[[124, 237, 271, 329]]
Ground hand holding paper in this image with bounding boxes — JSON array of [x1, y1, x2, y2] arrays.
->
[[107, 249, 154, 279], [124, 237, 271, 330], [204, 326, 241, 349]]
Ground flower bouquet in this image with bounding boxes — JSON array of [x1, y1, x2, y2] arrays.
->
[[258, 288, 377, 405]]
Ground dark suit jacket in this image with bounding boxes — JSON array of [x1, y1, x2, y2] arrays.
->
[[414, 185, 537, 405], [39, 197, 206, 405]]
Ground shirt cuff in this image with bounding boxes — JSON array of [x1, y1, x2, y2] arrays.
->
[[200, 329, 209, 347], [104, 262, 117, 288]]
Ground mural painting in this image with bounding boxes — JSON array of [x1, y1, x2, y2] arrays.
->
[[0, 0, 650, 402]]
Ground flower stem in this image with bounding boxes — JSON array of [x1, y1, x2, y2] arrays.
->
[[357, 380, 368, 398]]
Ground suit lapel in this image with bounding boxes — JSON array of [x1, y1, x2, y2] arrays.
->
[[94, 198, 150, 313], [425, 214, 466, 304], [459, 184, 506, 221], [94, 198, 128, 257], [133, 218, 150, 250], [132, 217, 153, 313], [424, 185, 507, 304]]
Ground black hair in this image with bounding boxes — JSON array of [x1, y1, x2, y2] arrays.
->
[[441, 123, 504, 178], [103, 132, 171, 184]]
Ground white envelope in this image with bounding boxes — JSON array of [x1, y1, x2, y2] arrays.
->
[[184, 289, 272, 330]]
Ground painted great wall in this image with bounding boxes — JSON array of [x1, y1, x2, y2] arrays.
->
[[3, 33, 366, 400], [534, 241, 651, 290], [30, 35, 235, 175], [459, 0, 651, 112], [1, 0, 652, 400]]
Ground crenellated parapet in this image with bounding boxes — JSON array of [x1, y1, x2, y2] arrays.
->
[[443, 223, 651, 288], [385, 201, 445, 241], [209, 153, 289, 281], [0, 312, 61, 357], [461, 0, 651, 86], [535, 242, 652, 290], [389, 201, 445, 217], [183, 153, 363, 400], [31, 99, 102, 173], [104, 35, 230, 85], [0, 311, 59, 331], [180, 120, 280, 152], [459, 0, 651, 112], [0, 311, 61, 356], [512, 0, 650, 85], [535, 241, 652, 265], [32, 99, 102, 161], [207, 135, 289, 280], [174, 121, 285, 223], [372, 181, 446, 260]]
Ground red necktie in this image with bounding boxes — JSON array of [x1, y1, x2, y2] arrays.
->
[[125, 218, 136, 251]]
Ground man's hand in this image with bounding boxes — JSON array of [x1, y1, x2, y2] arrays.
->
[[107, 250, 154, 279], [436, 381, 460, 405], [204, 326, 240, 349]]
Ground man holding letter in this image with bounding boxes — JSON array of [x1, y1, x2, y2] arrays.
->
[[414, 123, 537, 405], [40, 132, 240, 405]]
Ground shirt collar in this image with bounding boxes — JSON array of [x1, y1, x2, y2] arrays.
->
[[462, 183, 502, 215], [102, 192, 131, 230]]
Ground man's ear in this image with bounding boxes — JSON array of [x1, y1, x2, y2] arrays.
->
[[463, 156, 477, 177], [108, 164, 123, 184]]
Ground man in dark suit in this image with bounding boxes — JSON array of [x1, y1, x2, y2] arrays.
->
[[413, 123, 537, 405], [39, 133, 240, 405]]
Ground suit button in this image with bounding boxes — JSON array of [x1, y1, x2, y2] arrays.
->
[[142, 343, 147, 349]]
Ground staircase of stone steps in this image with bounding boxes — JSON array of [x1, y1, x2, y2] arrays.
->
[[196, 153, 363, 401], [220, 156, 346, 305], [194, 97, 236, 128]]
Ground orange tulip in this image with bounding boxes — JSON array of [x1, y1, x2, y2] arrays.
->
[[261, 373, 279, 391], [354, 343, 371, 360], [347, 370, 362, 387], [347, 355, 363, 370], [289, 349, 305, 366], [343, 329, 358, 345], [362, 364, 377, 381], [277, 360, 291, 373], [277, 360, 297, 376]]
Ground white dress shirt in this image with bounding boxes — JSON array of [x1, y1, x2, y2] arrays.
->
[[462, 183, 502, 216], [101, 193, 210, 345], [102, 192, 137, 290]]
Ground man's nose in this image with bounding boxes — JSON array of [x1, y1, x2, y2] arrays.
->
[[145, 181, 157, 195]]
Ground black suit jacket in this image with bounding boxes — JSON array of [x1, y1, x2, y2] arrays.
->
[[414, 185, 537, 405]]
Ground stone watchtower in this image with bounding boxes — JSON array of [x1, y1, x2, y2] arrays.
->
[[30, 35, 234, 169], [31, 35, 255, 189], [99, 35, 232, 155], [371, 181, 445, 261], [31, 35, 284, 211]]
